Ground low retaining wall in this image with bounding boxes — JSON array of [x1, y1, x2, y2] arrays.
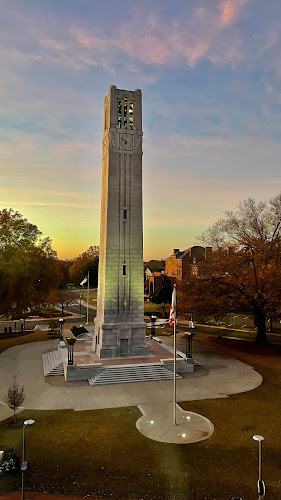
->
[[64, 362, 103, 381], [161, 358, 195, 373]]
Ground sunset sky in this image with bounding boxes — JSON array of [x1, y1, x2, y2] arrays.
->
[[1, 0, 281, 261]]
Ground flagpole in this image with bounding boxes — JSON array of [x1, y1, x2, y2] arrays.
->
[[86, 271, 89, 325], [173, 284, 177, 426]]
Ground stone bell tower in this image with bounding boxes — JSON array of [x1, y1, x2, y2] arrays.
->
[[94, 85, 148, 358]]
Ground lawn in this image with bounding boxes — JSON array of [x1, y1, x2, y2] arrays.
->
[[0, 335, 281, 499], [144, 301, 169, 315], [81, 290, 97, 302]]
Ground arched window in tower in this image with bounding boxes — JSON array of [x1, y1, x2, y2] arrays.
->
[[129, 103, 133, 129], [118, 100, 122, 128], [123, 97, 128, 128]]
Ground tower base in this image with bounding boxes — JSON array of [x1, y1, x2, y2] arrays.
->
[[94, 318, 149, 358]]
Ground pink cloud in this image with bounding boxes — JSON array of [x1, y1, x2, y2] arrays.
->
[[41, 38, 64, 51], [220, 0, 246, 26], [70, 28, 111, 51], [70, 3, 248, 68]]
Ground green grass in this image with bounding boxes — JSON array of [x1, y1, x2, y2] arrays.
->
[[81, 290, 97, 301], [144, 301, 167, 315], [0, 340, 281, 499]]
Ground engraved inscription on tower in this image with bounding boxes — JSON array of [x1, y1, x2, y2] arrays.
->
[[94, 85, 148, 358]]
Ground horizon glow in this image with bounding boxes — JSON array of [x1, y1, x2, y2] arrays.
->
[[1, 0, 281, 261]]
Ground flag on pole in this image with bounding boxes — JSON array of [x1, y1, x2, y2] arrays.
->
[[169, 286, 176, 326], [80, 275, 88, 286]]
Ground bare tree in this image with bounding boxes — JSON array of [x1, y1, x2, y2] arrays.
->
[[5, 375, 25, 422]]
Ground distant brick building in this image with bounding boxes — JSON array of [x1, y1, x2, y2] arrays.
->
[[145, 267, 165, 294], [165, 246, 212, 281]]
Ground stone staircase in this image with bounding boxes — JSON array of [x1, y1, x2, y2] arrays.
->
[[42, 350, 66, 376], [88, 363, 181, 386]]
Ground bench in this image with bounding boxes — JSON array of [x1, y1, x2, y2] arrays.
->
[[152, 336, 162, 343], [34, 325, 50, 331], [160, 357, 185, 364]]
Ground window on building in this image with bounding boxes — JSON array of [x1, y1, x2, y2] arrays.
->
[[124, 97, 128, 128], [118, 100, 122, 128], [123, 209, 127, 220], [123, 264, 126, 276], [129, 103, 133, 129], [191, 266, 198, 276]]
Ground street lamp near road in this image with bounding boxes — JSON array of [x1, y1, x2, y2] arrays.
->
[[22, 419, 35, 500], [252, 434, 265, 499]]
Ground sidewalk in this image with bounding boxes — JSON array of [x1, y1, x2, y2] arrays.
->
[[0, 337, 262, 421]]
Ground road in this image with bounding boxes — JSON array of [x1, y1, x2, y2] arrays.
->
[[64, 302, 96, 322]]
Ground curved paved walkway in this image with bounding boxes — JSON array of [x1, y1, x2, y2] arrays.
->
[[0, 338, 263, 425]]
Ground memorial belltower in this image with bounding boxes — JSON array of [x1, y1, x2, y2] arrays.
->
[[94, 86, 148, 358]]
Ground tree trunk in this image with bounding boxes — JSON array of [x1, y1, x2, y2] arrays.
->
[[13, 408, 16, 423], [254, 313, 269, 345]]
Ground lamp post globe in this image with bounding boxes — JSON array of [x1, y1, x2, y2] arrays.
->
[[252, 435, 265, 499], [24, 419, 35, 426]]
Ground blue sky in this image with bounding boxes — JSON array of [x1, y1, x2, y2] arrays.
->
[[1, 0, 281, 259]]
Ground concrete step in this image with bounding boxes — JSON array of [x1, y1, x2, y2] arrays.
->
[[42, 350, 64, 376], [88, 364, 181, 386]]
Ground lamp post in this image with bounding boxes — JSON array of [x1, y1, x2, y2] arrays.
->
[[22, 419, 35, 500], [187, 332, 195, 358], [58, 318, 65, 340], [66, 337, 76, 365], [184, 332, 196, 358], [79, 286, 82, 317], [184, 332, 189, 357], [20, 318, 25, 332], [252, 435, 265, 499], [151, 315, 157, 338]]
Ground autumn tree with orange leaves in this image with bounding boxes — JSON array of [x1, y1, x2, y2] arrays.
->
[[69, 246, 99, 288], [178, 194, 281, 345]]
